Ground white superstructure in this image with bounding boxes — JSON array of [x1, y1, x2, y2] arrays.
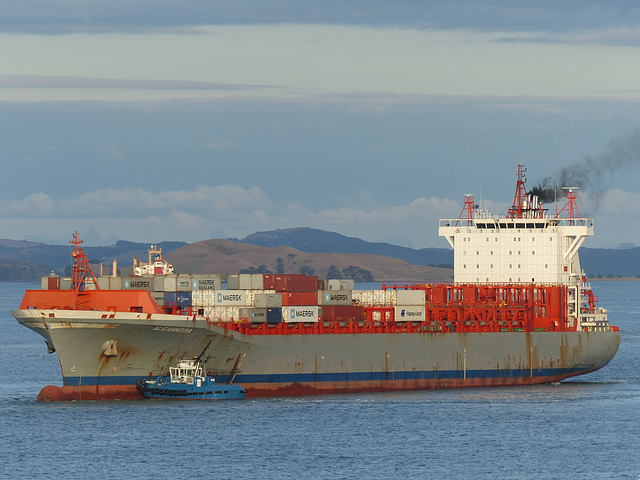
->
[[438, 164, 607, 331], [439, 204, 593, 285]]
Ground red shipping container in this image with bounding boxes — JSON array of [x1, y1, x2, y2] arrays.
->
[[281, 291, 318, 306], [273, 274, 318, 292], [263, 274, 276, 290], [48, 276, 61, 290], [321, 305, 365, 322]]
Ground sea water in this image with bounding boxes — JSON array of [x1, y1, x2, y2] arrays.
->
[[0, 281, 638, 479]]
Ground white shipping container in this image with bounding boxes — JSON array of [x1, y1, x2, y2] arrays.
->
[[61, 277, 72, 290], [395, 305, 426, 322], [282, 306, 319, 323], [97, 277, 110, 290], [396, 289, 426, 306], [327, 279, 341, 290], [319, 290, 352, 305], [204, 306, 241, 322], [352, 289, 396, 306], [192, 290, 217, 307], [238, 307, 255, 322], [214, 290, 247, 306], [192, 290, 203, 306]]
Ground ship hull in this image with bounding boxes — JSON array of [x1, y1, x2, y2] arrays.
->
[[14, 308, 621, 401]]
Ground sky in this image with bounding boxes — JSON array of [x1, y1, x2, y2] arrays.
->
[[2, 1, 640, 249]]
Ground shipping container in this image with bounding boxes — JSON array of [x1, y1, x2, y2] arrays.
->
[[61, 277, 72, 290], [176, 291, 192, 306], [251, 274, 264, 290], [214, 290, 247, 306], [353, 289, 397, 306], [254, 293, 282, 308], [262, 274, 275, 290], [238, 307, 254, 322], [125, 277, 153, 290], [281, 291, 318, 306], [282, 305, 319, 323], [203, 306, 240, 322], [164, 275, 177, 292], [238, 274, 252, 290], [226, 274, 239, 290], [243, 307, 266, 323], [153, 275, 165, 292], [47, 276, 61, 290], [326, 279, 341, 290], [326, 279, 355, 290], [396, 289, 426, 306], [164, 292, 176, 306], [177, 274, 192, 292], [83, 279, 97, 291], [109, 277, 123, 290], [267, 308, 282, 324], [395, 305, 426, 322], [150, 291, 165, 307], [319, 290, 352, 306], [192, 289, 216, 307], [192, 274, 221, 291], [97, 277, 110, 290], [340, 279, 355, 290], [273, 274, 318, 292], [321, 305, 365, 322]]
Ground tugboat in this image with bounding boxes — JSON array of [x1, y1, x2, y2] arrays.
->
[[136, 359, 246, 400]]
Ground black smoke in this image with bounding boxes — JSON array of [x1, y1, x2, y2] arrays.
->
[[530, 127, 640, 206]]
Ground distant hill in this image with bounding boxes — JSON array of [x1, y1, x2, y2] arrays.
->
[[0, 259, 52, 282], [0, 239, 187, 274], [166, 239, 453, 282], [241, 228, 454, 267], [580, 247, 640, 278]]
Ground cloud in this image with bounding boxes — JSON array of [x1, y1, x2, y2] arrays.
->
[[101, 146, 126, 162], [0, 74, 273, 91], [0, 193, 56, 216], [2, 184, 639, 249], [40, 185, 273, 217], [0, 184, 462, 246], [497, 27, 640, 47]]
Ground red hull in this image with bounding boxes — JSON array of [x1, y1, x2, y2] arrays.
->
[[35, 370, 597, 401]]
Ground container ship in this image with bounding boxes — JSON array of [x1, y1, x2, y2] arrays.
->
[[13, 165, 620, 401]]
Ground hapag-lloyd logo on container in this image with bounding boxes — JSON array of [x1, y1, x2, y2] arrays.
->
[[400, 308, 423, 318]]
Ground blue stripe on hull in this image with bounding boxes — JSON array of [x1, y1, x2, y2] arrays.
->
[[64, 367, 587, 387]]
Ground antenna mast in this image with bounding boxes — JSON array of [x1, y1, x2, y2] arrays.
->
[[70, 232, 100, 292]]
